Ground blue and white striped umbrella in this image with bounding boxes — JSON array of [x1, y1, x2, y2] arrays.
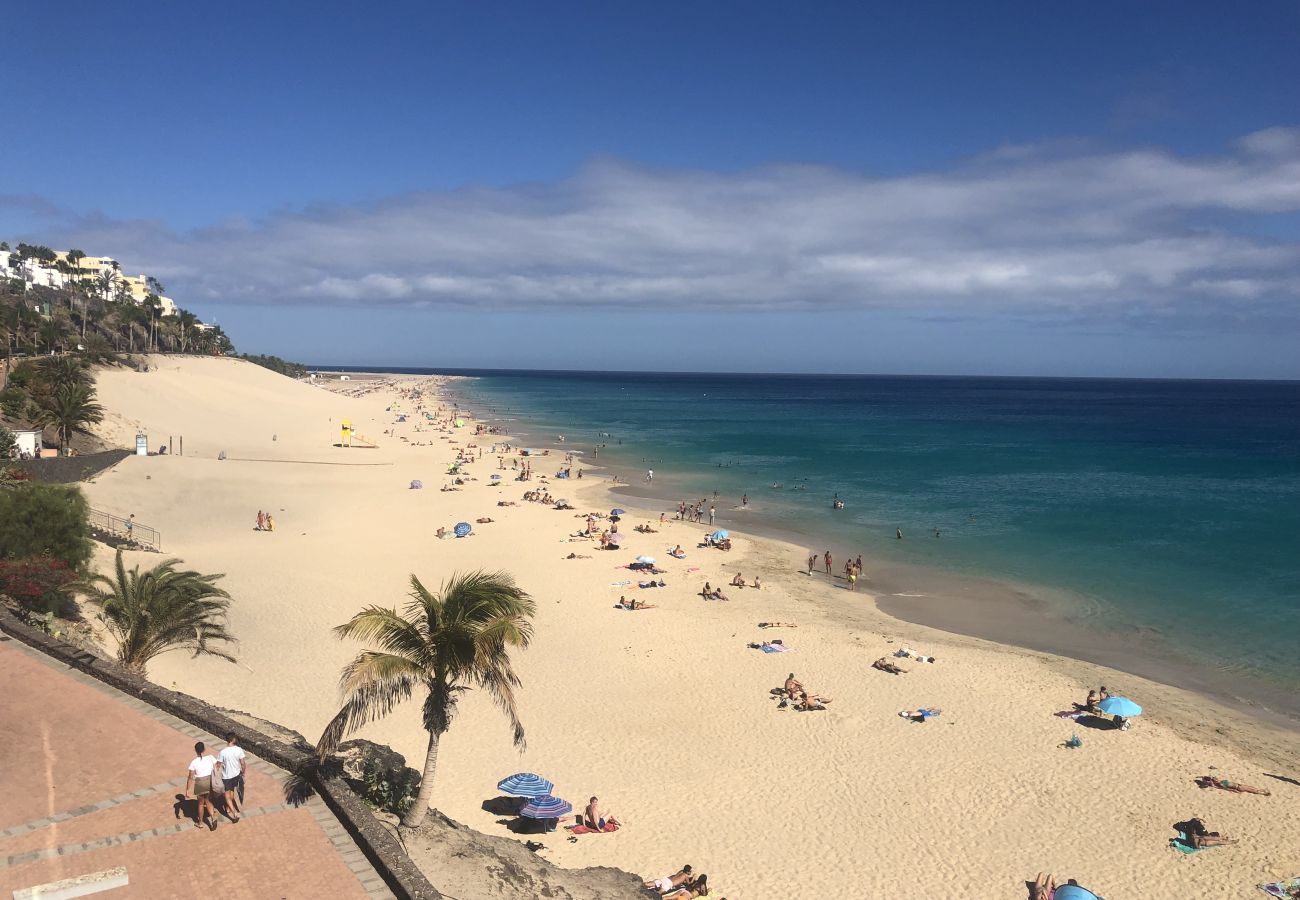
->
[[454, 522, 472, 538], [1097, 696, 1142, 717], [496, 773, 554, 798], [519, 794, 573, 819]]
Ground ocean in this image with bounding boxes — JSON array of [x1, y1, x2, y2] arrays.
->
[[343, 368, 1300, 718]]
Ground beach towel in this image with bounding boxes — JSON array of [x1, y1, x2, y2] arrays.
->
[[760, 644, 791, 653], [1170, 832, 1222, 854], [566, 822, 619, 834], [1258, 878, 1300, 898], [610, 580, 632, 587], [1055, 710, 1085, 719]]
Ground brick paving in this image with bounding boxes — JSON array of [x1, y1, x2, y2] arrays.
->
[[0, 639, 395, 899]]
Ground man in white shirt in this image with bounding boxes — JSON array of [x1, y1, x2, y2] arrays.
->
[[218, 733, 247, 822]]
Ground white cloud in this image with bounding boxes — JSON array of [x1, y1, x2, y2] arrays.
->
[[10, 128, 1300, 323]]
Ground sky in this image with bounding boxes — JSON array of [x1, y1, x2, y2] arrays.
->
[[2, 1, 1298, 377]]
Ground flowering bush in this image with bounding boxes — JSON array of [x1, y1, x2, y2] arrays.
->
[[0, 557, 76, 617]]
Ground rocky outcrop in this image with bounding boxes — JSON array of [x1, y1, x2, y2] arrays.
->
[[402, 810, 647, 900]]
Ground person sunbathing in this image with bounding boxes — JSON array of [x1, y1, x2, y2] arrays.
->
[[730, 573, 745, 587], [784, 673, 804, 696], [758, 622, 797, 628], [644, 865, 693, 893], [1195, 776, 1271, 795], [751, 576, 761, 589], [669, 545, 685, 558], [584, 796, 619, 831], [663, 874, 709, 898], [1030, 872, 1057, 900], [898, 707, 942, 721], [794, 691, 829, 711], [1184, 817, 1237, 848], [872, 657, 907, 674], [1085, 689, 1101, 711]]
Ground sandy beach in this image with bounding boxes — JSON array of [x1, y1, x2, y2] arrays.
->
[[80, 356, 1300, 899]]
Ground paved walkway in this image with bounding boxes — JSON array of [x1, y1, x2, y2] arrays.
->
[[0, 636, 395, 899]]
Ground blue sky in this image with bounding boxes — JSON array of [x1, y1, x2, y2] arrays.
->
[[2, 1, 1298, 376]]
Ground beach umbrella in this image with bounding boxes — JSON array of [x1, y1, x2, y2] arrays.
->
[[635, 555, 656, 565], [710, 529, 729, 541], [454, 522, 472, 538], [1053, 886, 1100, 900], [606, 532, 623, 546], [610, 508, 626, 517], [519, 795, 573, 819], [409, 480, 423, 490], [496, 773, 554, 798], [1097, 697, 1142, 717]]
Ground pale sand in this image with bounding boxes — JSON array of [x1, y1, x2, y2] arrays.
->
[[81, 356, 1300, 899]]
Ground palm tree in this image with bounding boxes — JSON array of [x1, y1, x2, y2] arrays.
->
[[39, 354, 90, 389], [176, 310, 198, 353], [74, 550, 236, 677], [33, 381, 104, 454], [316, 571, 535, 828]]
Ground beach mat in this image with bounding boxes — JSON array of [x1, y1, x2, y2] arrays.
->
[[566, 822, 619, 834], [760, 644, 791, 653], [1170, 832, 1223, 855], [1258, 878, 1300, 897], [1055, 710, 1085, 719]]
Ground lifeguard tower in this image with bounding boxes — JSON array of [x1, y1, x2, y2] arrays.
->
[[341, 419, 354, 447]]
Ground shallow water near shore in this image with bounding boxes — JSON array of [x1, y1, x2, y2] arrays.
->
[[341, 367, 1300, 723]]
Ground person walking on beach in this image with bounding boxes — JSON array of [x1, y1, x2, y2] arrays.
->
[[824, 551, 832, 575], [709, 506, 715, 525], [266, 513, 275, 532], [742, 493, 748, 507], [218, 733, 246, 821], [807, 553, 816, 575], [256, 510, 265, 531], [186, 741, 220, 830]]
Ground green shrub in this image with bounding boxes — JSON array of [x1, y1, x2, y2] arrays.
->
[[361, 758, 420, 815], [0, 426, 14, 456], [0, 482, 92, 571]]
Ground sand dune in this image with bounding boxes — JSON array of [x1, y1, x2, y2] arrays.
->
[[79, 357, 1300, 899]]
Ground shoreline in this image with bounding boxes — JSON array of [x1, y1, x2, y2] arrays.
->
[[81, 358, 1300, 898], [461, 385, 1300, 739]]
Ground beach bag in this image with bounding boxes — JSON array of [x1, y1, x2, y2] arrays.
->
[[210, 764, 224, 795]]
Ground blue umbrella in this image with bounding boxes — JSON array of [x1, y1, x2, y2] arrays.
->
[[1054, 886, 1101, 900], [710, 529, 729, 541], [1097, 697, 1142, 717], [610, 508, 625, 517], [519, 794, 573, 819], [454, 522, 472, 538], [496, 773, 554, 798]]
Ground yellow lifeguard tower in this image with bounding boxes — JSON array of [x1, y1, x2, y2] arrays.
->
[[341, 419, 354, 447]]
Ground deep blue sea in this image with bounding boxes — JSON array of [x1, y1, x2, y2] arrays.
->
[[343, 368, 1300, 708]]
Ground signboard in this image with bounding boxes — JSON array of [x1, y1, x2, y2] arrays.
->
[[136, 433, 148, 456]]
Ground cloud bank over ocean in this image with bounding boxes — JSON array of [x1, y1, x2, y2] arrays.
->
[[7, 128, 1300, 327]]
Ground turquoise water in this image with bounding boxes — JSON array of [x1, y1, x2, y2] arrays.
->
[[362, 369, 1300, 702]]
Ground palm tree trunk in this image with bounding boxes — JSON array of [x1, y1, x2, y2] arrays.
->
[[401, 729, 442, 828]]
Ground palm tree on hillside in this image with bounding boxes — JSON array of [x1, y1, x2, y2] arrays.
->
[[74, 550, 237, 677], [33, 380, 103, 454], [176, 310, 198, 353], [316, 571, 536, 828], [39, 354, 90, 389]]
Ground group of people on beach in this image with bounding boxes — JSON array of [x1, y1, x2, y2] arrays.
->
[[254, 510, 275, 531], [643, 864, 718, 898]]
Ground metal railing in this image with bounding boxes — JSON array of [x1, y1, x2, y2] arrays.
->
[[88, 508, 161, 552]]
